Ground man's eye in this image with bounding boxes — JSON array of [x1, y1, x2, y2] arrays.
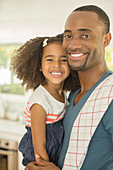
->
[[64, 35, 72, 39], [82, 34, 91, 38]]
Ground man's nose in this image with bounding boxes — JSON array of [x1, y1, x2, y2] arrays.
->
[[68, 38, 82, 50]]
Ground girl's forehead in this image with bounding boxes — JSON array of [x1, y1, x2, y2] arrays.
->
[[42, 42, 64, 56], [43, 42, 62, 50]]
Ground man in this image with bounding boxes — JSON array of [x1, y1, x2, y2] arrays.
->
[[25, 5, 113, 170]]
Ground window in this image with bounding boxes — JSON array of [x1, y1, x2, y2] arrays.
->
[[0, 44, 24, 95], [105, 47, 113, 71]]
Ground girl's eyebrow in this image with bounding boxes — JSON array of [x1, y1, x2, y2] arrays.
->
[[44, 55, 67, 58], [60, 55, 67, 58], [44, 55, 54, 58]]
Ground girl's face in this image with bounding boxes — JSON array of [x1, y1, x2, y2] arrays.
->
[[41, 42, 70, 87]]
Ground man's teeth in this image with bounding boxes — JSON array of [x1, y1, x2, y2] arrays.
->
[[51, 72, 62, 75], [71, 53, 83, 57]]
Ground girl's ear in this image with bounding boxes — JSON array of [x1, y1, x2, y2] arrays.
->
[[40, 67, 42, 71], [103, 32, 112, 47]]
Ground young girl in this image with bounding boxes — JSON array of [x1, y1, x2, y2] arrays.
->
[[10, 34, 79, 166]]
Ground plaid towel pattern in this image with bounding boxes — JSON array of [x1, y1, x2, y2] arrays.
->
[[63, 74, 113, 170]]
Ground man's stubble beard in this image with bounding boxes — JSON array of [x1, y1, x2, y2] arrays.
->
[[68, 55, 89, 71]]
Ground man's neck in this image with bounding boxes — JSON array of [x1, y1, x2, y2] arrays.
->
[[78, 66, 109, 93], [74, 66, 109, 106]]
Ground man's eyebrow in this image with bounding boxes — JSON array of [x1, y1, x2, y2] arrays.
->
[[78, 28, 93, 32], [64, 28, 93, 33], [64, 30, 72, 33]]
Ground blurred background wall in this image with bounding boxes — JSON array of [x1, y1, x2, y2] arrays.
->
[[0, 0, 113, 45], [0, 0, 113, 121], [0, 2, 112, 169]]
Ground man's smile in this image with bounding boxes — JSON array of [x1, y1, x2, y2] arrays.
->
[[67, 52, 88, 61]]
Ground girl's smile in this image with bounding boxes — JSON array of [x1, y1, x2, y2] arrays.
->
[[41, 42, 70, 86], [50, 71, 64, 77]]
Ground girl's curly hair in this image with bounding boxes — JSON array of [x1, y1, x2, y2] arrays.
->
[[10, 33, 80, 92]]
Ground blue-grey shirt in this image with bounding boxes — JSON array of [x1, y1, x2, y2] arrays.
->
[[58, 71, 113, 170]]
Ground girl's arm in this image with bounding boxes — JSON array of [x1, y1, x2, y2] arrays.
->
[[30, 103, 49, 162]]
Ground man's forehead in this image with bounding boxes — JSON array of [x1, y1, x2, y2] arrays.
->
[[65, 11, 99, 26], [64, 11, 100, 32]]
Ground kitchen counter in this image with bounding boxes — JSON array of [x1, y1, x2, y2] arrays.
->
[[0, 119, 26, 170], [0, 119, 26, 142]]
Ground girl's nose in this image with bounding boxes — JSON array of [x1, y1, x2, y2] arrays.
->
[[53, 60, 61, 68]]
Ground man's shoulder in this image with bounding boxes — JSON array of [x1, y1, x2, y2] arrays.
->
[[99, 71, 113, 86], [103, 73, 113, 84]]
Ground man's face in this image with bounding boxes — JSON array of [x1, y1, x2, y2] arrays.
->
[[63, 11, 108, 71]]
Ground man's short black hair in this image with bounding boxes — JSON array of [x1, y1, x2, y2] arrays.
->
[[73, 5, 110, 33]]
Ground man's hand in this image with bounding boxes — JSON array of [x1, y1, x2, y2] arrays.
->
[[24, 154, 60, 170], [24, 161, 38, 170]]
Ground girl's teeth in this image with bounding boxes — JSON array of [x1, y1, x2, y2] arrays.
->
[[51, 72, 62, 75]]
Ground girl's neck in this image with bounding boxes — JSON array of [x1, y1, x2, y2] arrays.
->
[[42, 83, 65, 103]]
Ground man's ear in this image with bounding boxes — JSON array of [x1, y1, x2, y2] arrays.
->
[[103, 32, 112, 47]]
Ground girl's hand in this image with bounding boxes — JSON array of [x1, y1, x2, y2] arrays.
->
[[24, 154, 60, 170]]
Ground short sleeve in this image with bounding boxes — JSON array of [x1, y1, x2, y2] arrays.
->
[[29, 86, 50, 114]]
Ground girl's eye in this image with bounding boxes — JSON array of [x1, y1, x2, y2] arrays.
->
[[61, 59, 68, 62], [82, 34, 91, 39], [46, 59, 53, 61]]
